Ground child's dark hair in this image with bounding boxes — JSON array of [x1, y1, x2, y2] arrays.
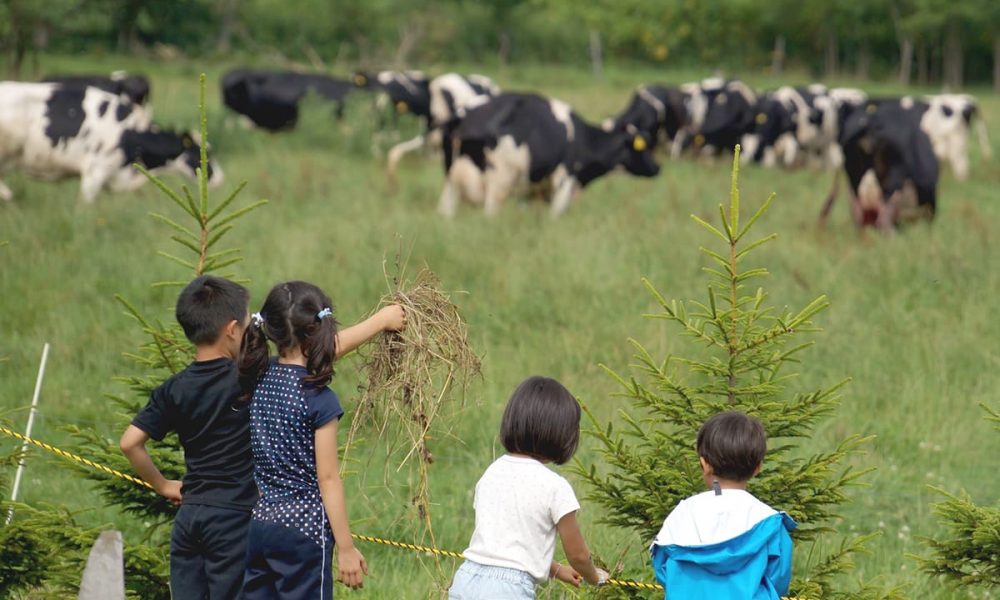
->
[[175, 275, 249, 345], [238, 281, 339, 398], [500, 376, 580, 465], [696, 411, 767, 481]]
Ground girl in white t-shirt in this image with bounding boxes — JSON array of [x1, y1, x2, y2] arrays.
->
[[449, 376, 608, 599]]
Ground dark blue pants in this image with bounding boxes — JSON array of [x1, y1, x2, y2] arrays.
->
[[242, 519, 334, 600], [170, 504, 251, 600]]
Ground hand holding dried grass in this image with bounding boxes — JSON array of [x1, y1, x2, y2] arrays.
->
[[345, 265, 480, 568]]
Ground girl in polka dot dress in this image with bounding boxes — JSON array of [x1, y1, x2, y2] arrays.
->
[[238, 281, 405, 599]]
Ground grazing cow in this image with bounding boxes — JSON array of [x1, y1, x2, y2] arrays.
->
[[220, 69, 353, 131], [603, 85, 688, 151], [673, 78, 757, 158], [439, 92, 660, 217], [740, 91, 799, 167], [352, 70, 432, 122], [0, 82, 221, 203], [920, 94, 991, 181], [42, 71, 151, 105], [386, 73, 500, 178], [820, 100, 937, 231], [776, 85, 840, 168], [832, 93, 990, 181]]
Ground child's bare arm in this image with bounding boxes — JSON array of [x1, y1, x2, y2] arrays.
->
[[119, 425, 182, 505], [315, 420, 367, 589], [556, 511, 608, 586], [334, 305, 406, 359]]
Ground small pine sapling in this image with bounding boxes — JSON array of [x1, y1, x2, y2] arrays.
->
[[917, 403, 1000, 589], [62, 74, 266, 598]]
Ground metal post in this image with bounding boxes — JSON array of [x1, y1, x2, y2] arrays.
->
[[6, 342, 50, 525]]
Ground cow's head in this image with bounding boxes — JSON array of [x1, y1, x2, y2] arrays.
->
[[743, 98, 797, 162], [114, 74, 151, 105], [120, 129, 224, 187], [619, 124, 660, 177]]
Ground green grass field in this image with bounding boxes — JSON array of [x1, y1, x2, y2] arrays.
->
[[1, 56, 999, 598]]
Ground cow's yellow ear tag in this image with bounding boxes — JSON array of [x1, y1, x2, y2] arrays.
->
[[632, 136, 647, 152], [866, 103, 877, 114], [694, 134, 705, 146], [396, 101, 409, 114], [182, 136, 193, 148], [756, 112, 768, 125], [354, 74, 367, 86]]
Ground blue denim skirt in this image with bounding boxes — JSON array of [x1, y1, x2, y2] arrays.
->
[[448, 560, 536, 600]]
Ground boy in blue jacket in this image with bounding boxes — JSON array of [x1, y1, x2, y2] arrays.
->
[[650, 411, 796, 600]]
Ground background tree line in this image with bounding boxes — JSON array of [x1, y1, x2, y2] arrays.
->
[[1, 0, 997, 88]]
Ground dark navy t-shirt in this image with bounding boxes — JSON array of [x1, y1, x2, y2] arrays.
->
[[132, 357, 258, 511], [249, 361, 343, 545]]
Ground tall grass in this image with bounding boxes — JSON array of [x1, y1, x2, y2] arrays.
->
[[0, 57, 998, 598]]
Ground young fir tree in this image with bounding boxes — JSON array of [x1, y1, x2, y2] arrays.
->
[[918, 403, 1000, 590], [575, 149, 902, 599], [58, 74, 266, 599]]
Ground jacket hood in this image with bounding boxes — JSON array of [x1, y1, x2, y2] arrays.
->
[[658, 512, 797, 575]]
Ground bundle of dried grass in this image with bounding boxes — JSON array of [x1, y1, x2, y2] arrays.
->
[[346, 264, 480, 562]]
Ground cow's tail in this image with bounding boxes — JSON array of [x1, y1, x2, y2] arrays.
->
[[974, 115, 993, 162], [819, 169, 841, 226]]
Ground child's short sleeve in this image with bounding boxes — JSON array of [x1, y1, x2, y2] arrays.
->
[[131, 385, 174, 441], [307, 388, 344, 430], [549, 475, 581, 525]]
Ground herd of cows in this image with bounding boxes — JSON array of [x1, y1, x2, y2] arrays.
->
[[0, 68, 992, 230]]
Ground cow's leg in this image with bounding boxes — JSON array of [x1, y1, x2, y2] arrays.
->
[[0, 177, 12, 203], [437, 180, 458, 218], [79, 168, 110, 204], [670, 131, 688, 159], [875, 201, 897, 233], [549, 167, 578, 217], [387, 134, 426, 180], [483, 167, 506, 217]]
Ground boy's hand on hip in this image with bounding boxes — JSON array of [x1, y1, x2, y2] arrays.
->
[[377, 305, 407, 332], [337, 546, 368, 589], [155, 479, 182, 506], [554, 564, 582, 587]]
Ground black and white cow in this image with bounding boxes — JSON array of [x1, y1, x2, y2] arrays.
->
[[603, 85, 688, 152], [777, 84, 840, 168], [831, 92, 990, 181], [386, 73, 500, 178], [42, 71, 151, 106], [739, 91, 799, 167], [820, 100, 938, 231], [673, 78, 757, 158], [0, 82, 221, 203], [221, 69, 353, 131], [919, 94, 991, 181], [439, 92, 660, 217], [352, 70, 432, 122]]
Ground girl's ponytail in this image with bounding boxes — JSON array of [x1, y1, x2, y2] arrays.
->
[[238, 311, 270, 400], [302, 306, 337, 388]]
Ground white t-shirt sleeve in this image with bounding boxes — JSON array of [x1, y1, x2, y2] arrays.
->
[[549, 476, 581, 525]]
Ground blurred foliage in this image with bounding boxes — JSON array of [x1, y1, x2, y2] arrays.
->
[[1, 0, 998, 85], [917, 404, 1000, 590]]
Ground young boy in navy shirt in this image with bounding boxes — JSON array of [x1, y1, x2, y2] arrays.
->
[[120, 275, 404, 599], [120, 276, 253, 599], [650, 411, 797, 600]]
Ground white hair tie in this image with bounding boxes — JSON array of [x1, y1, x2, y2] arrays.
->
[[251, 312, 264, 328], [317, 307, 332, 320]]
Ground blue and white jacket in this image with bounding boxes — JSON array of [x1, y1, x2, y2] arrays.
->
[[650, 489, 796, 600]]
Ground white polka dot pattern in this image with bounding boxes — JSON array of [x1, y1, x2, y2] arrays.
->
[[249, 362, 334, 546]]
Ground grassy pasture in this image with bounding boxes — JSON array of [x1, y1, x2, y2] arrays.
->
[[1, 56, 999, 598]]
